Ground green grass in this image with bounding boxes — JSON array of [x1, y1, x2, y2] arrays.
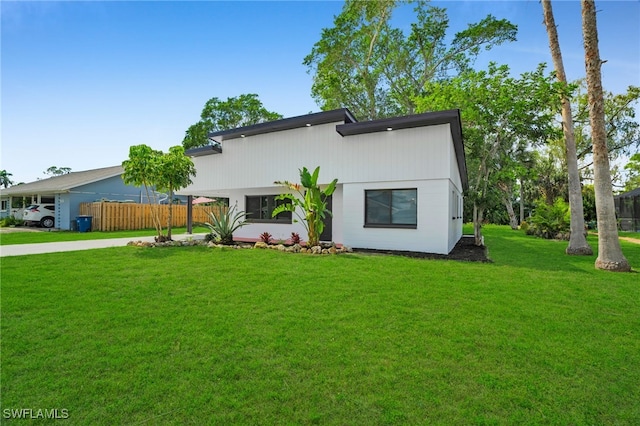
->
[[0, 226, 210, 245], [620, 231, 640, 240], [1, 226, 639, 424]]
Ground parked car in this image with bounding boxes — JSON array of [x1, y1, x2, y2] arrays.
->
[[23, 204, 56, 228]]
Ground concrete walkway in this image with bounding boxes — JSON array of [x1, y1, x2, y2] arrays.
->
[[0, 233, 207, 257]]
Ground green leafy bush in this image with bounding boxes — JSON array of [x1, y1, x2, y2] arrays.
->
[[527, 198, 570, 240], [0, 216, 24, 227], [203, 205, 248, 245]]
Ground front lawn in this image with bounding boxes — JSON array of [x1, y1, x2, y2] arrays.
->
[[0, 226, 211, 246], [1, 226, 638, 424]]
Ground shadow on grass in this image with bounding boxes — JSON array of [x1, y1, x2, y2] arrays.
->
[[129, 245, 211, 260], [484, 226, 639, 273]]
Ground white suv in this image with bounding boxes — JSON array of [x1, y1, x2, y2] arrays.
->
[[23, 204, 56, 228]]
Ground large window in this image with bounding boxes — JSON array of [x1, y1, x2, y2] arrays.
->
[[365, 188, 417, 228], [245, 195, 292, 223]]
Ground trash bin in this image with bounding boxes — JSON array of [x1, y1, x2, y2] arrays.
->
[[76, 215, 93, 232]]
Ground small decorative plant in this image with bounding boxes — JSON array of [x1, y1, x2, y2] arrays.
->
[[259, 232, 273, 244], [273, 166, 337, 247], [290, 232, 301, 245], [203, 204, 249, 245]]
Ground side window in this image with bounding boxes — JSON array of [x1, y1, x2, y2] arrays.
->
[[365, 188, 417, 228], [245, 195, 292, 223]]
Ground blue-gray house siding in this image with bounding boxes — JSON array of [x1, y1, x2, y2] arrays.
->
[[0, 166, 187, 230]]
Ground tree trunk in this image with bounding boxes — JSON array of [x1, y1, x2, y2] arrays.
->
[[503, 196, 519, 230], [519, 178, 525, 224], [542, 0, 593, 255], [581, 0, 630, 271], [167, 190, 174, 240], [473, 203, 484, 246], [144, 185, 163, 239]]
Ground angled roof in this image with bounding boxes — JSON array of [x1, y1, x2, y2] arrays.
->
[[1, 165, 124, 196], [616, 187, 640, 198], [208, 108, 358, 141]]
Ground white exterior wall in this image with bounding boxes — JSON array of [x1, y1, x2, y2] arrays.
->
[[447, 130, 465, 253], [224, 184, 345, 244], [181, 119, 463, 253], [225, 187, 307, 242], [342, 179, 450, 254], [183, 123, 453, 193]]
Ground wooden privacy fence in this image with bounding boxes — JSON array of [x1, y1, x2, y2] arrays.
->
[[79, 202, 225, 231]]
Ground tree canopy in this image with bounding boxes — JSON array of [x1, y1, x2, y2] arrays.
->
[[416, 63, 562, 244], [304, 0, 517, 120], [0, 170, 14, 188], [183, 94, 282, 149], [122, 144, 196, 240], [44, 166, 71, 176], [572, 83, 640, 173]]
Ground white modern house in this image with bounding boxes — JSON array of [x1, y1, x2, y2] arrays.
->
[[180, 108, 467, 254]]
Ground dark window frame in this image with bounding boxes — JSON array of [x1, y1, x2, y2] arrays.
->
[[245, 195, 292, 224], [364, 188, 417, 229]]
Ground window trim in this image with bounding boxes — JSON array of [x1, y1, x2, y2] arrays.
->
[[364, 188, 418, 229], [245, 195, 293, 224]]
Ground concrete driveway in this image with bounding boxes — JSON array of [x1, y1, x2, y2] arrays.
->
[[0, 233, 206, 257]]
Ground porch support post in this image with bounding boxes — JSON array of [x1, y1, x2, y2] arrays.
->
[[187, 195, 193, 234]]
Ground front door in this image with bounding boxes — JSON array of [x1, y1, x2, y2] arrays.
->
[[319, 195, 332, 242]]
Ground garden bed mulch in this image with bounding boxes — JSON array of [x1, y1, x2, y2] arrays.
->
[[129, 235, 489, 262], [352, 236, 490, 262]]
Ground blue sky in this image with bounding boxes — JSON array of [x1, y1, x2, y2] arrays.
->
[[2, 0, 639, 185]]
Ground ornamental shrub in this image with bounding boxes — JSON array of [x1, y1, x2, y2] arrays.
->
[[527, 198, 570, 239], [203, 204, 248, 245], [259, 232, 273, 243], [290, 232, 301, 244]]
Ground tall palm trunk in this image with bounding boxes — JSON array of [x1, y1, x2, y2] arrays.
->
[[542, 0, 592, 255], [581, 0, 630, 271]]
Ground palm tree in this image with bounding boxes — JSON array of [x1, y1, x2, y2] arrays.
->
[[542, 0, 592, 255], [581, 0, 630, 271], [0, 170, 14, 188]]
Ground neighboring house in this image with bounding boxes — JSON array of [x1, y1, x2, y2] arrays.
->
[[0, 165, 183, 229], [615, 187, 640, 231], [0, 197, 10, 219], [180, 108, 467, 255]]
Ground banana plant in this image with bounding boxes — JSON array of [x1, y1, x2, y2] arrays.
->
[[273, 166, 338, 247]]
